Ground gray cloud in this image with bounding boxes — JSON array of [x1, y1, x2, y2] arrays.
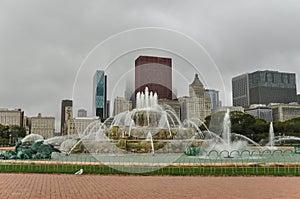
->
[[1, 0, 300, 130]]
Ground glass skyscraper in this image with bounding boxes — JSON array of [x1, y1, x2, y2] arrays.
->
[[93, 70, 107, 120]]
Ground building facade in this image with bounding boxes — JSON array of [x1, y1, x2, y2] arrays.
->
[[135, 55, 172, 101], [61, 99, 73, 135], [66, 117, 100, 136], [77, 109, 87, 117], [268, 103, 300, 122], [27, 113, 55, 139], [93, 70, 108, 121], [245, 104, 273, 122], [124, 79, 134, 101], [213, 106, 244, 113], [158, 99, 181, 119], [232, 74, 249, 107], [0, 108, 24, 127], [179, 74, 211, 123], [113, 97, 132, 116], [232, 70, 297, 107]]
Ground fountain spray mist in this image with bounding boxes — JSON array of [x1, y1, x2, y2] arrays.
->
[[269, 122, 274, 148], [222, 109, 231, 151]]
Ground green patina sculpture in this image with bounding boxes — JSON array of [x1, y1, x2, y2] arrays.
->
[[294, 145, 300, 154], [0, 140, 61, 160], [185, 146, 202, 156]]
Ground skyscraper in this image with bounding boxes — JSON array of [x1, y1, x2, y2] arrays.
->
[[93, 70, 108, 120], [232, 70, 297, 107], [179, 74, 211, 123], [205, 89, 221, 110], [124, 79, 134, 101], [135, 55, 172, 101], [61, 99, 73, 135]]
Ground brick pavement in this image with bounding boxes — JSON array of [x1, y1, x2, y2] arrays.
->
[[0, 173, 300, 199]]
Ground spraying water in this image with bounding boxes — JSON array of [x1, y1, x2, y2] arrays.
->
[[269, 122, 274, 148], [136, 87, 158, 109], [146, 132, 155, 155], [222, 109, 231, 151]]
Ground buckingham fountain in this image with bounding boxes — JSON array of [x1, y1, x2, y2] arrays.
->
[[2, 87, 300, 175], [2, 87, 299, 160], [60, 87, 204, 156], [58, 87, 286, 159]]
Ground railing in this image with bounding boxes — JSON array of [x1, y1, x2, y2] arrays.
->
[[1, 149, 300, 176]]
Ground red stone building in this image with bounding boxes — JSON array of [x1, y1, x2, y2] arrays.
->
[[135, 55, 172, 100]]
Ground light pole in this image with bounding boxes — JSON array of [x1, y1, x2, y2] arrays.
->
[[9, 134, 11, 145]]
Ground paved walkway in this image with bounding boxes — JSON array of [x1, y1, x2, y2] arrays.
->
[[0, 174, 300, 198]]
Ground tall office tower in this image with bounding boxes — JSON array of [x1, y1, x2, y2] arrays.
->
[[61, 99, 73, 135], [189, 74, 205, 99], [77, 109, 87, 117], [93, 70, 108, 121], [232, 70, 297, 107], [179, 74, 211, 123], [135, 55, 172, 101], [106, 100, 110, 119], [124, 79, 134, 101], [205, 89, 221, 111]]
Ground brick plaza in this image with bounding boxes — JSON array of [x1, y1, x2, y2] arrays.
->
[[1, 174, 300, 198]]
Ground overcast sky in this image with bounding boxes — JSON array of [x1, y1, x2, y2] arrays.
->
[[1, 0, 300, 131]]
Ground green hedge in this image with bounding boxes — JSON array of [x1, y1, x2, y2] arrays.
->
[[1, 163, 299, 176]]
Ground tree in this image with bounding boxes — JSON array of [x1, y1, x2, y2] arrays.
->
[[10, 125, 26, 139], [0, 125, 26, 145]]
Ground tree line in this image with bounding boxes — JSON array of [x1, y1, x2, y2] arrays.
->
[[0, 124, 26, 146], [201, 111, 300, 145]]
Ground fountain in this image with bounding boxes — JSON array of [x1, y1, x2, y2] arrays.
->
[[264, 122, 300, 149], [265, 122, 277, 150], [54, 105, 300, 159], [4, 88, 300, 175], [146, 132, 155, 156], [222, 108, 232, 151], [63, 90, 268, 159], [269, 122, 274, 147], [61, 87, 202, 156], [0, 134, 61, 160], [201, 109, 249, 157]]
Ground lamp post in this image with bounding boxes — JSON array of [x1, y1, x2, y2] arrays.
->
[[9, 134, 11, 145]]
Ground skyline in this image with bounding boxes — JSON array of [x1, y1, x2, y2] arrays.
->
[[1, 1, 300, 131]]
